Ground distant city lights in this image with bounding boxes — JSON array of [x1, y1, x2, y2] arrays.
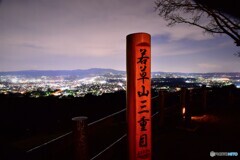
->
[[0, 73, 239, 98]]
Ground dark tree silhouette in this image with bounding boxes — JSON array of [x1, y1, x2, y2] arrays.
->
[[155, 0, 240, 46]]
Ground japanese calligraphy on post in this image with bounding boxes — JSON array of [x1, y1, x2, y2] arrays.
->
[[136, 45, 151, 159]]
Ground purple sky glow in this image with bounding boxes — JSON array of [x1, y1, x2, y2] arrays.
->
[[0, 0, 239, 72]]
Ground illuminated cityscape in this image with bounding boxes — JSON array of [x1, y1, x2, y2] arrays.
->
[[0, 69, 239, 98]]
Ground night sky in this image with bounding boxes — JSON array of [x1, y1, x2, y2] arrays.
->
[[0, 0, 239, 72]]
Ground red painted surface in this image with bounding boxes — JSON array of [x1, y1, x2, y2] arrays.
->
[[127, 33, 151, 160]]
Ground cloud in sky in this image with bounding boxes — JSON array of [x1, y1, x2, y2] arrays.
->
[[198, 63, 220, 69], [0, 0, 239, 72]]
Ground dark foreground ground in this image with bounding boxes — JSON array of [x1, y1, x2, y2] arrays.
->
[[152, 106, 240, 160], [0, 89, 239, 160], [1, 106, 240, 160], [104, 105, 240, 160]]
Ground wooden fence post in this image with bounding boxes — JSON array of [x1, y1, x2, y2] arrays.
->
[[72, 116, 88, 160], [126, 32, 152, 160], [159, 90, 165, 127], [202, 85, 207, 112], [185, 89, 192, 127], [228, 87, 234, 106], [181, 88, 186, 119]]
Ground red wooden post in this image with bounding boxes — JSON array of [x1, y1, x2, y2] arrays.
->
[[126, 33, 151, 160]]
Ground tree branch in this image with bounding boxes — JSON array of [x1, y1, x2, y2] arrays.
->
[[212, 14, 240, 45], [216, 11, 240, 29], [170, 16, 224, 33], [210, 10, 240, 39], [155, 0, 240, 46]]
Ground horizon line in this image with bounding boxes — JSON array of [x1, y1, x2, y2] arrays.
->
[[0, 68, 240, 74]]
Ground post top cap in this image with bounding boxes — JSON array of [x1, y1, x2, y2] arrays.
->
[[72, 116, 88, 121], [127, 32, 150, 37]]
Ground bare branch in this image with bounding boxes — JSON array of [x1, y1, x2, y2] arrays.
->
[[209, 10, 240, 39], [212, 13, 240, 44], [216, 11, 240, 29]]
